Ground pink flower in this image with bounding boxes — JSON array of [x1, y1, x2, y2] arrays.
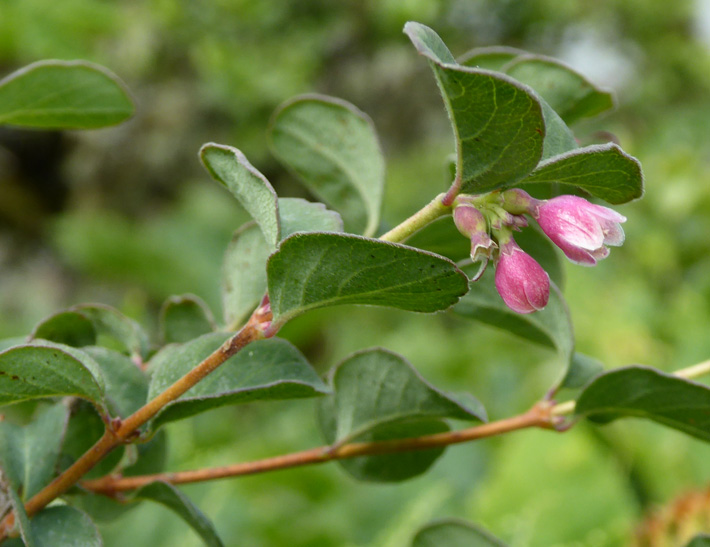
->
[[534, 195, 626, 266], [453, 204, 495, 262], [494, 238, 550, 314]]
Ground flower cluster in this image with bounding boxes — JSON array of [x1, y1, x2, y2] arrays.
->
[[453, 189, 627, 314]]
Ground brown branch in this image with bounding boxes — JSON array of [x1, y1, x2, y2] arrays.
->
[[0, 311, 269, 541], [81, 402, 559, 495]]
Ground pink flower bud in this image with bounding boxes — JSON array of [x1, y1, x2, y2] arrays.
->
[[494, 238, 550, 314], [534, 195, 626, 266], [453, 204, 495, 262]]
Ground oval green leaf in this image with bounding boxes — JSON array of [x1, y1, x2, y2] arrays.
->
[[267, 232, 469, 327], [199, 143, 280, 247], [159, 294, 215, 344], [84, 347, 148, 418], [0, 404, 69, 500], [268, 94, 385, 236], [404, 22, 545, 196], [16, 506, 101, 547], [519, 143, 644, 205], [0, 343, 106, 410], [0, 60, 134, 129], [148, 333, 329, 431], [576, 366, 710, 441], [318, 348, 485, 482]]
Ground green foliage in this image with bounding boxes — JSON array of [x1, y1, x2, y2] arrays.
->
[[0, 343, 106, 410], [131, 482, 224, 547], [5, 506, 102, 547], [0, 60, 134, 129], [404, 22, 545, 195], [267, 233, 469, 327], [147, 333, 329, 431], [576, 366, 710, 441], [318, 349, 485, 481], [159, 295, 215, 345], [269, 95, 385, 236], [3, 484, 35, 546], [0, 404, 69, 500], [412, 518, 507, 547], [84, 347, 148, 418]]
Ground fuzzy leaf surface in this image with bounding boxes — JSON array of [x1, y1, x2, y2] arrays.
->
[[0, 60, 134, 129], [268, 95, 384, 236], [404, 22, 544, 195], [159, 294, 215, 344], [148, 333, 329, 430], [200, 143, 280, 247], [267, 232, 469, 327], [576, 366, 710, 441], [520, 143, 644, 204]]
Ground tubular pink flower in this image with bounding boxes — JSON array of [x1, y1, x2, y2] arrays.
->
[[494, 238, 550, 314], [534, 195, 626, 266]]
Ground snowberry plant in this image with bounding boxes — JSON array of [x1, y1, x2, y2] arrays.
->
[[0, 22, 708, 546]]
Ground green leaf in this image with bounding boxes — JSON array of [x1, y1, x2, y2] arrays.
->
[[687, 535, 710, 547], [454, 269, 573, 368], [31, 304, 150, 360], [83, 347, 148, 418], [520, 143, 644, 205], [504, 56, 615, 124], [3, 482, 35, 547], [0, 404, 69, 500], [560, 353, 604, 390], [221, 222, 271, 329], [403, 22, 545, 195], [222, 199, 343, 328], [538, 96, 577, 161], [268, 94, 385, 236], [0, 60, 134, 129], [199, 143, 280, 247], [17, 506, 101, 547], [148, 333, 329, 430], [160, 295, 215, 344], [412, 518, 507, 547], [132, 481, 223, 547], [0, 338, 25, 353], [576, 366, 710, 441], [60, 400, 123, 479], [318, 348, 485, 481], [267, 232, 469, 327], [459, 46, 528, 71], [0, 343, 106, 410]]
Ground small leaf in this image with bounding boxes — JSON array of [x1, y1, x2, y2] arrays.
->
[[31, 304, 150, 360], [560, 353, 604, 390], [0, 60, 134, 129], [459, 46, 528, 71], [222, 223, 271, 329], [160, 295, 215, 344], [454, 269, 573, 368], [3, 482, 35, 547], [61, 401, 123, 479], [520, 143, 644, 205], [504, 55, 615, 124], [538, 96, 577, 161], [0, 404, 70, 500], [18, 506, 101, 547], [268, 94, 385, 236], [0, 343, 106, 410], [84, 347, 148, 418], [576, 366, 710, 442], [222, 199, 344, 328], [148, 333, 329, 430], [318, 348, 485, 481], [267, 232, 469, 328], [199, 143, 280, 247], [132, 481, 224, 547], [404, 22, 545, 196], [412, 518, 507, 547]]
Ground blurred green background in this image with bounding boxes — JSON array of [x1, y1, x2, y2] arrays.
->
[[2, 0, 710, 545]]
